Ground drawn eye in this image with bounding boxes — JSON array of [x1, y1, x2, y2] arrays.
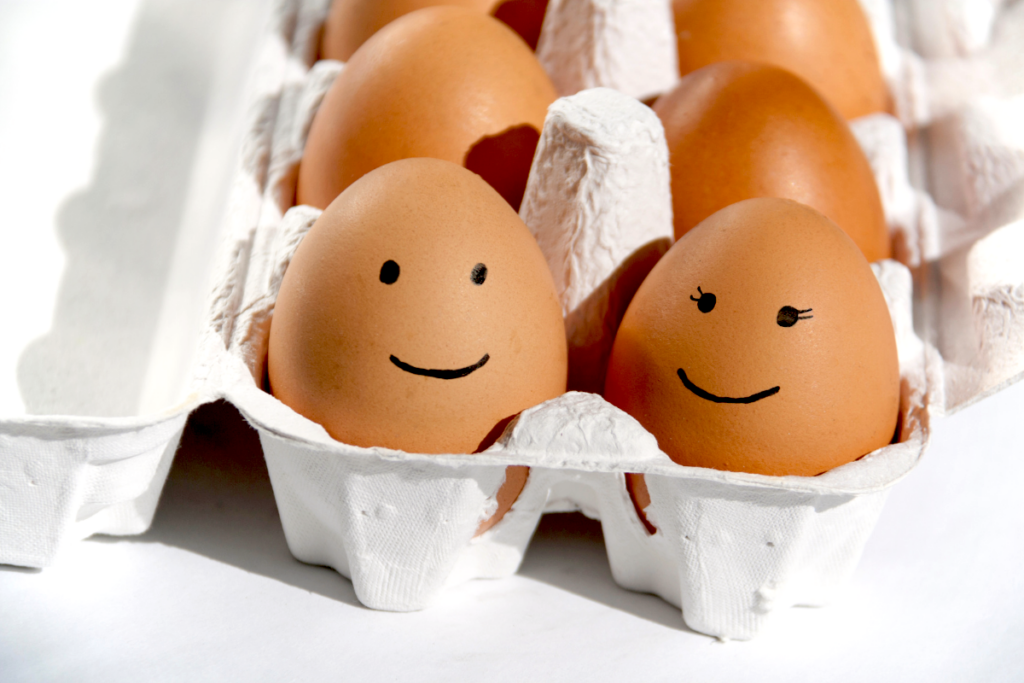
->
[[689, 286, 716, 313], [471, 263, 487, 285], [777, 306, 813, 327], [380, 260, 399, 284]]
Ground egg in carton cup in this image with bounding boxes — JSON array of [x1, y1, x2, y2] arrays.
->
[[2, 0, 1023, 643]]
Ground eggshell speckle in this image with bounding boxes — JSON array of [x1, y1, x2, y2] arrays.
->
[[604, 198, 900, 477], [299, 7, 556, 212], [270, 158, 567, 456], [654, 61, 892, 262], [671, 0, 889, 119]]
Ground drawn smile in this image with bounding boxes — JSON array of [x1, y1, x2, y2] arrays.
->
[[677, 368, 779, 404], [390, 353, 490, 380]]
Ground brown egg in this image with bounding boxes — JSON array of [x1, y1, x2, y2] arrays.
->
[[653, 61, 891, 262], [272, 159, 566, 533], [299, 7, 556, 212], [321, 0, 550, 61], [270, 158, 567, 456], [604, 198, 900, 478], [671, 0, 889, 119]]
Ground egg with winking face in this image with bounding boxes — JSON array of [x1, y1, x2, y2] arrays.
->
[[604, 198, 900, 478]]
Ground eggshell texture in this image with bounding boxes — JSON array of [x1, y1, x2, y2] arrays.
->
[[269, 158, 567, 456], [604, 198, 900, 477], [298, 7, 556, 212], [653, 61, 891, 262], [321, 0, 550, 61], [671, 0, 888, 119]]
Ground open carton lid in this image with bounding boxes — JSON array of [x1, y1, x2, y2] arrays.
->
[[0, 0, 288, 565]]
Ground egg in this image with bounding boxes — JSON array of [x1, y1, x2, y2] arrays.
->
[[269, 159, 567, 527], [653, 61, 891, 262], [321, 0, 550, 61], [298, 6, 556, 212], [604, 198, 900, 478], [671, 0, 889, 119]]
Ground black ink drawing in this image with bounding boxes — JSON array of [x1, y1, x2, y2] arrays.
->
[[777, 306, 813, 327], [380, 260, 400, 284], [677, 368, 780, 404], [690, 286, 716, 313], [391, 353, 490, 380]]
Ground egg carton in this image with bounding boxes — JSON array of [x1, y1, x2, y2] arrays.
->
[[2, 0, 1023, 643]]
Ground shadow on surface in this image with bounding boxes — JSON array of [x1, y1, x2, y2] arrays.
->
[[96, 400, 363, 609], [518, 512, 692, 632]]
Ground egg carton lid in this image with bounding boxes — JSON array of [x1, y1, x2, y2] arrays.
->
[[0, 0, 331, 567]]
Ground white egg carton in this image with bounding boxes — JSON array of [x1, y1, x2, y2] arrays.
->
[[2, 0, 1023, 642]]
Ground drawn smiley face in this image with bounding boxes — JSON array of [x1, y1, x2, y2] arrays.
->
[[675, 287, 813, 404], [380, 258, 492, 380], [269, 159, 567, 456], [605, 198, 900, 477]]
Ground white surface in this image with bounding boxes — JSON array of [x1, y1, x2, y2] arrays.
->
[[1, 380, 1022, 681]]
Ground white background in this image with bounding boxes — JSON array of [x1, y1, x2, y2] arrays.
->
[[1, 1, 1022, 680]]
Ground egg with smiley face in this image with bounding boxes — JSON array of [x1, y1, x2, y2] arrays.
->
[[269, 158, 567, 457], [604, 198, 900, 477]]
